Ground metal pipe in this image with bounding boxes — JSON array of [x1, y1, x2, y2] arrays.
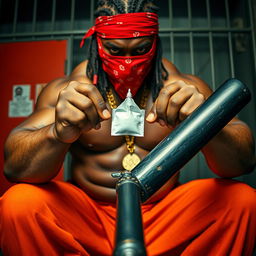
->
[[169, 0, 173, 28], [132, 79, 251, 202], [209, 32, 216, 89], [206, 0, 216, 89], [90, 0, 95, 24], [12, 0, 19, 34], [248, 0, 256, 118], [169, 0, 174, 62], [187, 0, 194, 75], [189, 32, 195, 74], [51, 0, 56, 34], [112, 172, 146, 256], [248, 0, 256, 78], [206, 0, 211, 28], [224, 0, 230, 28], [32, 0, 38, 34], [225, 0, 235, 77], [70, 0, 75, 30], [170, 32, 174, 63], [228, 32, 235, 78], [187, 0, 192, 28]]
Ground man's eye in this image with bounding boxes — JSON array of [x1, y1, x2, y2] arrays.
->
[[136, 47, 146, 54], [134, 45, 152, 56], [109, 48, 120, 55]]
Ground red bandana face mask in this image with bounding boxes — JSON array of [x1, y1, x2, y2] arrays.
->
[[97, 36, 156, 99], [81, 12, 159, 99]]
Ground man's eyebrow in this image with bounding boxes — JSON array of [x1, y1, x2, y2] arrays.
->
[[104, 42, 121, 48], [135, 40, 153, 48]]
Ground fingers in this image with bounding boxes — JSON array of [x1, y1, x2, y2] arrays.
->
[[58, 81, 111, 129], [56, 101, 90, 129], [155, 83, 181, 125], [55, 80, 111, 143], [178, 93, 205, 122], [146, 80, 205, 127], [60, 88, 100, 129], [165, 85, 203, 126], [69, 81, 111, 121], [146, 83, 181, 124]]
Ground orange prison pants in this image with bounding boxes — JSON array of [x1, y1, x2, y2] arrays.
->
[[0, 178, 255, 256]]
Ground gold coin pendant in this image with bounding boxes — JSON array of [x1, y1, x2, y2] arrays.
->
[[122, 153, 141, 171]]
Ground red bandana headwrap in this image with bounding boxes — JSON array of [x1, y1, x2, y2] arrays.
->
[[81, 12, 159, 99]]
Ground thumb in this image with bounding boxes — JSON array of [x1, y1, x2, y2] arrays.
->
[[146, 102, 157, 123]]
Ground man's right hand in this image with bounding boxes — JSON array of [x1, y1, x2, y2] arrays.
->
[[53, 81, 111, 143]]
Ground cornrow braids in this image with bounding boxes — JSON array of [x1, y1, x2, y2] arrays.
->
[[127, 0, 138, 13], [111, 0, 127, 14], [94, 4, 115, 16], [127, 0, 159, 13], [86, 0, 168, 101], [94, 0, 126, 16]]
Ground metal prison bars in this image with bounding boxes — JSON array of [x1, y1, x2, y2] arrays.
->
[[0, 0, 255, 84], [0, 0, 255, 185]]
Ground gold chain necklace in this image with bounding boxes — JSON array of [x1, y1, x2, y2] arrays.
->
[[106, 88, 148, 171]]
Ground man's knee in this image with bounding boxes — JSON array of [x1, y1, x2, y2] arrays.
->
[[1, 183, 51, 219], [188, 178, 256, 212]]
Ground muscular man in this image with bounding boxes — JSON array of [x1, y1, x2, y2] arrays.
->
[[1, 1, 256, 255]]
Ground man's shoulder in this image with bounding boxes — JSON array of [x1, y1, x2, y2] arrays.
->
[[162, 58, 197, 81], [70, 60, 88, 76], [69, 60, 91, 83]]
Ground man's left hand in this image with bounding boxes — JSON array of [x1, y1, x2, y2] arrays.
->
[[146, 80, 205, 127]]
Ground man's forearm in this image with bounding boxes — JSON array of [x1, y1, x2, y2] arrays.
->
[[202, 121, 256, 177], [4, 123, 70, 183]]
